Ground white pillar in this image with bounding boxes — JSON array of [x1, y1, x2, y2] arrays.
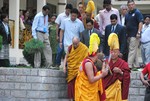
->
[[37, 0, 46, 13], [0, 0, 3, 9], [20, 0, 26, 10], [9, 0, 19, 49], [58, 0, 66, 14], [112, 0, 115, 3], [9, 0, 20, 64], [93, 0, 97, 15]]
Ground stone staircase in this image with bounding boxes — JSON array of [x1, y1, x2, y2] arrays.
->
[[0, 68, 146, 101], [0, 68, 69, 101]]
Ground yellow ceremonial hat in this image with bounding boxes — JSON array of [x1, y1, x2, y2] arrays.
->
[[108, 33, 119, 50], [85, 0, 95, 14], [89, 33, 100, 56]]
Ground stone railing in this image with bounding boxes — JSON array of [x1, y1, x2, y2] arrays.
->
[[0, 68, 146, 101], [0, 68, 68, 101], [129, 71, 145, 101]]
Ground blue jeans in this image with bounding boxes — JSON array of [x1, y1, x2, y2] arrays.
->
[[141, 42, 150, 65], [55, 44, 64, 66]]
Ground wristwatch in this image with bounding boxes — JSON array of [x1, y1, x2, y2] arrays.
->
[[138, 32, 141, 34]]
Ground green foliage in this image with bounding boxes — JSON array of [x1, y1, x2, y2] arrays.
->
[[23, 39, 46, 67], [24, 39, 44, 54], [0, 35, 2, 50]]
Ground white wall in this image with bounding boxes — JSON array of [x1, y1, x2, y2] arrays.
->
[[37, 0, 46, 13], [20, 0, 26, 10], [58, 0, 67, 14], [47, 0, 66, 14], [47, 0, 58, 14]]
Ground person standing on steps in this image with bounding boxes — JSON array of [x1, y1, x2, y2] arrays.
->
[[32, 5, 52, 68]]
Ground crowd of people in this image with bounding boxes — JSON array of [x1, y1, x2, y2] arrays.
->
[[0, 0, 150, 100]]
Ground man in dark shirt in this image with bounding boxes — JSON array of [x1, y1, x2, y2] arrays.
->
[[125, 0, 143, 69], [104, 14, 126, 60], [81, 19, 103, 52]]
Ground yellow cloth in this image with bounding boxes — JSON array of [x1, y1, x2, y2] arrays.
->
[[85, 0, 95, 14], [108, 33, 119, 50], [67, 42, 88, 83], [75, 63, 103, 101], [105, 80, 128, 101]]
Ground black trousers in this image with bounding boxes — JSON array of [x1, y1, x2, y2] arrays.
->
[[144, 87, 150, 101]]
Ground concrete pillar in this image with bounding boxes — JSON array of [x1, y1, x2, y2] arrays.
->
[[9, 0, 19, 49], [0, 0, 3, 9], [20, 0, 27, 10], [112, 0, 115, 3], [58, 0, 66, 14], [37, 0, 46, 13], [9, 0, 20, 64], [93, 0, 97, 14]]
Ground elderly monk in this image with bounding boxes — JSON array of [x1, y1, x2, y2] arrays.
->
[[63, 36, 88, 101], [75, 33, 108, 101], [103, 33, 130, 101]]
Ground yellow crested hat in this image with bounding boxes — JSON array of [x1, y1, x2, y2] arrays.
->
[[85, 0, 95, 14], [89, 33, 100, 56], [108, 33, 119, 50]]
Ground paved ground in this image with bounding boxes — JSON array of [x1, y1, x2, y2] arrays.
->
[[9, 48, 143, 70]]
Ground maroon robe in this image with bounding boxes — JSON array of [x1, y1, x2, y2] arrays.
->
[[103, 58, 130, 100]]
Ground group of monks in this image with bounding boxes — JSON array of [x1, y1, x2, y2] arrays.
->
[[63, 0, 131, 101], [64, 33, 130, 101]]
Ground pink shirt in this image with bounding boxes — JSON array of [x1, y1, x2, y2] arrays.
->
[[99, 8, 121, 35]]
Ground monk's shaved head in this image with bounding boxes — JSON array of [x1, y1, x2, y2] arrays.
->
[[72, 37, 80, 49], [72, 36, 80, 43]]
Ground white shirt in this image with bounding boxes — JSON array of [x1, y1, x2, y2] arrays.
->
[[32, 12, 49, 39], [142, 24, 150, 33], [60, 18, 84, 47], [141, 24, 150, 43], [55, 12, 70, 26], [111, 24, 117, 32], [88, 28, 94, 36], [121, 15, 125, 26]]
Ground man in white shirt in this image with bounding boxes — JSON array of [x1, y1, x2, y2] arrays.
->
[[141, 15, 150, 65], [59, 8, 84, 53], [120, 4, 128, 26], [32, 5, 51, 68], [55, 4, 73, 67]]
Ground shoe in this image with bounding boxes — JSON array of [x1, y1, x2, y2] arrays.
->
[[55, 64, 60, 68], [53, 67, 59, 70], [51, 64, 55, 67]]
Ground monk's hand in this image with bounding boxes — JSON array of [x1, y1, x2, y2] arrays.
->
[[63, 67, 66, 74], [81, 13, 86, 20], [143, 80, 150, 87], [113, 67, 123, 75], [101, 62, 108, 78]]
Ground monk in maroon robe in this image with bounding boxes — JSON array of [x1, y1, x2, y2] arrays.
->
[[103, 49, 130, 101]]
